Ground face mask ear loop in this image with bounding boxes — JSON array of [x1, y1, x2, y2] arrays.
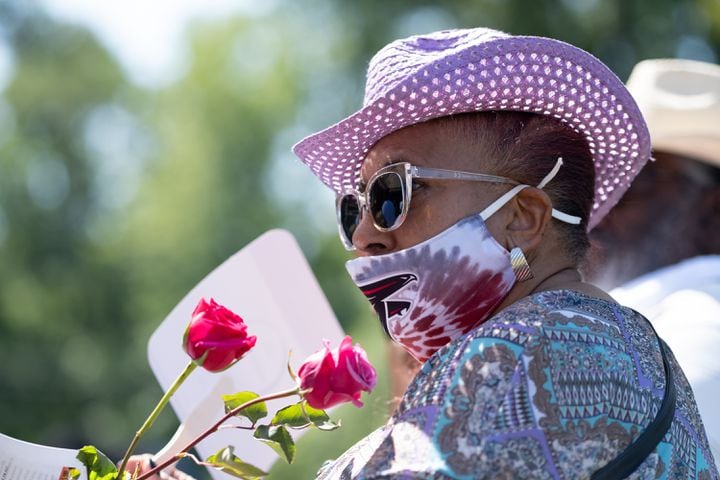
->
[[539, 157, 582, 225], [537, 157, 564, 189], [480, 184, 529, 221], [551, 209, 581, 224], [480, 157, 581, 225]]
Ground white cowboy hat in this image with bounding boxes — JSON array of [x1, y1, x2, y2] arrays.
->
[[626, 58, 720, 167]]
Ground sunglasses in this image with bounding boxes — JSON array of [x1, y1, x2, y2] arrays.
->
[[336, 162, 519, 250]]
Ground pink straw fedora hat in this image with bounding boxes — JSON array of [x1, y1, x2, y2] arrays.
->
[[293, 27, 651, 230]]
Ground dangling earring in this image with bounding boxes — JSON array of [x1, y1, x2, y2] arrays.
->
[[510, 247, 534, 282]]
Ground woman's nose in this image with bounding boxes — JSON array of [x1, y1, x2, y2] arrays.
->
[[352, 208, 395, 255]]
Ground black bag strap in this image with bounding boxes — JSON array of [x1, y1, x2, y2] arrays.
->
[[591, 330, 676, 480]]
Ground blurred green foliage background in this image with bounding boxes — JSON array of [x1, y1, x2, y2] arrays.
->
[[0, 0, 718, 478]]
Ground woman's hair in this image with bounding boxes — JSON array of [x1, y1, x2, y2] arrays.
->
[[436, 111, 595, 263]]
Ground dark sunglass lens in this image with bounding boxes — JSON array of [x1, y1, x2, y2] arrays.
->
[[339, 195, 361, 242], [370, 172, 404, 229]]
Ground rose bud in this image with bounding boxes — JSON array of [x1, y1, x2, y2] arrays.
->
[[297, 336, 377, 410], [183, 298, 257, 372]]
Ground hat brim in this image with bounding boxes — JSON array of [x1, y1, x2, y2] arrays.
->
[[293, 35, 651, 230]]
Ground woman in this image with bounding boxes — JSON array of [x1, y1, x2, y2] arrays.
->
[[291, 27, 717, 479], [132, 27, 716, 480]]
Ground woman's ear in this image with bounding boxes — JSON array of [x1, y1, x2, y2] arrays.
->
[[506, 187, 553, 253]]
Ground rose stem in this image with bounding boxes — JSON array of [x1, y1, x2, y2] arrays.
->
[[117, 361, 197, 479], [136, 387, 301, 480]]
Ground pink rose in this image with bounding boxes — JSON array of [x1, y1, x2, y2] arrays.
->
[[297, 336, 377, 410], [183, 298, 257, 372]]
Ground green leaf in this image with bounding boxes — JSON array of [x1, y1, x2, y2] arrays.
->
[[270, 402, 340, 431], [271, 403, 311, 428], [205, 446, 268, 479], [254, 425, 296, 464], [76, 446, 118, 480], [58, 467, 81, 480], [302, 403, 341, 431], [222, 391, 267, 424]]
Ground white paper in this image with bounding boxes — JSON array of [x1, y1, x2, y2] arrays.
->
[[147, 229, 345, 479], [0, 432, 87, 480]]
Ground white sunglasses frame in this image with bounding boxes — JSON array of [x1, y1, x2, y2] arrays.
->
[[336, 162, 519, 250]]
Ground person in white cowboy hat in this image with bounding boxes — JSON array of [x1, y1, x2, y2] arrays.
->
[[292, 28, 717, 479], [587, 58, 720, 468]]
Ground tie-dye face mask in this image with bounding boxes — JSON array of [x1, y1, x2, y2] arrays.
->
[[345, 158, 579, 361], [345, 212, 514, 361]]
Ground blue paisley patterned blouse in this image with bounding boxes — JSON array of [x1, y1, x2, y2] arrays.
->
[[317, 290, 718, 479]]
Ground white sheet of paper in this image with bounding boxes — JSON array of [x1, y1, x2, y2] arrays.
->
[[147, 229, 345, 478], [0, 432, 87, 480]]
